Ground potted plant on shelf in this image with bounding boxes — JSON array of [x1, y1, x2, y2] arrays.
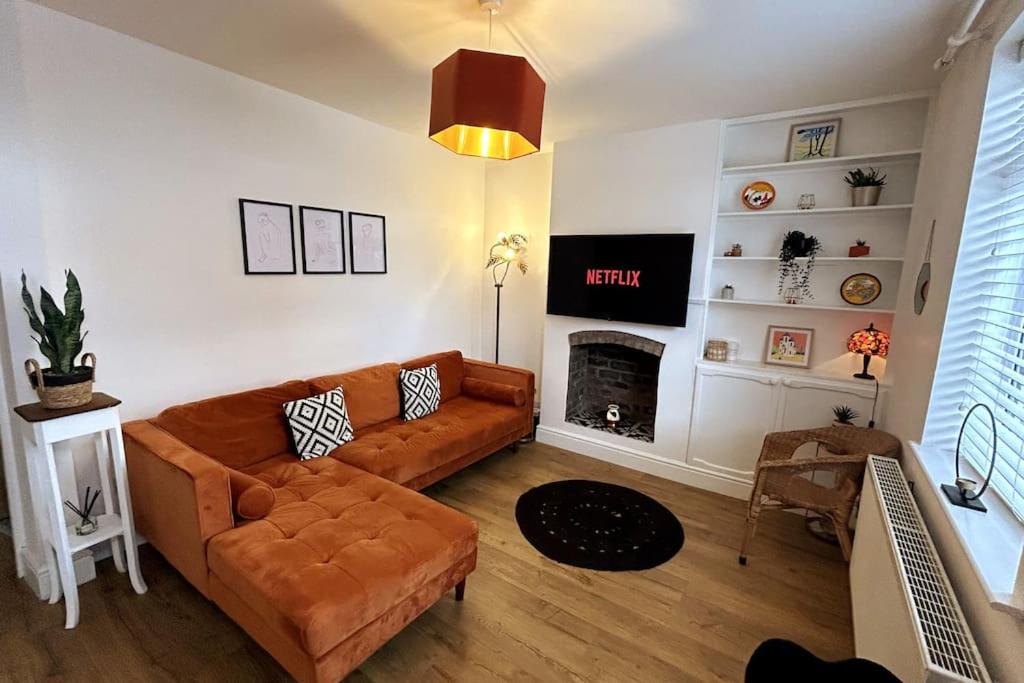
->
[[832, 405, 860, 427], [843, 167, 887, 207], [777, 230, 821, 303], [849, 239, 870, 257], [21, 270, 96, 409]]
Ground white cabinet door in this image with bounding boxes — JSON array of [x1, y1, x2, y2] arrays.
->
[[687, 367, 781, 482], [779, 378, 885, 431]]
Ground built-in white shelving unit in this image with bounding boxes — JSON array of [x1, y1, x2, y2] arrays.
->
[[682, 92, 930, 492], [699, 92, 931, 379]]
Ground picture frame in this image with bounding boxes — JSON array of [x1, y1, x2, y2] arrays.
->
[[348, 212, 387, 274], [786, 118, 841, 161], [299, 206, 345, 274], [239, 198, 296, 274], [764, 325, 814, 368]]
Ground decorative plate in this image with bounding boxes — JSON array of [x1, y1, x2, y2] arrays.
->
[[840, 273, 882, 306], [741, 180, 776, 210]]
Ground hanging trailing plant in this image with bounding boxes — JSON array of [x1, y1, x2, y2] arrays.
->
[[777, 230, 821, 300]]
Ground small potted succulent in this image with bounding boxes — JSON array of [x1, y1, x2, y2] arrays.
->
[[21, 270, 96, 409], [849, 239, 870, 258], [843, 167, 887, 207], [832, 405, 860, 427]]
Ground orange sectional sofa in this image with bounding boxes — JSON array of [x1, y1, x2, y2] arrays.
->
[[122, 351, 534, 682]]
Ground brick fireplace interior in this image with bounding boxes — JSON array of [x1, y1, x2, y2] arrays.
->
[[564, 331, 665, 443]]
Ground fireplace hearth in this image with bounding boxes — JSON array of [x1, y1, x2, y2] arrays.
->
[[564, 331, 664, 443]]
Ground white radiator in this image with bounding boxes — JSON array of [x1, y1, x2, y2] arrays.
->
[[850, 456, 990, 683]]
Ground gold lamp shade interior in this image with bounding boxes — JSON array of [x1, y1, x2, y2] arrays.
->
[[430, 124, 537, 160], [429, 48, 545, 160]]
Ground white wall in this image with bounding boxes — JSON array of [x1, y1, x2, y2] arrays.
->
[[886, 1, 1024, 679], [539, 120, 729, 492], [481, 154, 552, 385], [3, 2, 486, 421], [0, 1, 487, 592]]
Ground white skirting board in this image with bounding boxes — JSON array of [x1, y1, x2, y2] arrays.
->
[[536, 425, 751, 500]]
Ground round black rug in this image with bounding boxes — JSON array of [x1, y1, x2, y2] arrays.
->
[[515, 479, 684, 571]]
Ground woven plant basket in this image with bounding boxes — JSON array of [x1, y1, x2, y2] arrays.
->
[[25, 353, 96, 409]]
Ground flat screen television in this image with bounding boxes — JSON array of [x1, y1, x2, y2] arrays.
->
[[546, 233, 695, 327]]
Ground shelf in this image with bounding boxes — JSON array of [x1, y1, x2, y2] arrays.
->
[[721, 149, 921, 176], [66, 513, 124, 554], [714, 256, 904, 263], [717, 204, 913, 218], [707, 298, 896, 314], [697, 359, 891, 388]]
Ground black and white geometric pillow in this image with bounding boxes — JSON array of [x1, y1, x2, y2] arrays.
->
[[400, 364, 441, 421], [283, 387, 354, 461]]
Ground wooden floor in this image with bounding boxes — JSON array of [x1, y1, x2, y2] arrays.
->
[[0, 442, 853, 682]]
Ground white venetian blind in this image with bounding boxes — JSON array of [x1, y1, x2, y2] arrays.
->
[[924, 75, 1024, 522]]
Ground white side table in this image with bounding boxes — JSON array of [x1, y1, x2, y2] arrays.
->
[[15, 393, 146, 628]]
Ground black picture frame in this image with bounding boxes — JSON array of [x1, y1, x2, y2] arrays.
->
[[298, 205, 346, 274], [348, 211, 388, 274], [238, 198, 296, 275]]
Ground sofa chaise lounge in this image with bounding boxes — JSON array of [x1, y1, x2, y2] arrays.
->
[[122, 351, 534, 682]]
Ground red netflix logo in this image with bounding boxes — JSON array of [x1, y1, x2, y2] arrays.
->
[[585, 269, 641, 287]]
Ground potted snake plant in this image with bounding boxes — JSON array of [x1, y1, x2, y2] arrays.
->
[[21, 270, 96, 409], [843, 167, 887, 207]]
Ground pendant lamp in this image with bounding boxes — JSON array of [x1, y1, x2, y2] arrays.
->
[[429, 0, 546, 160]]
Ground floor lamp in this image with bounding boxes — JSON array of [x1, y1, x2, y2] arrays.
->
[[486, 233, 528, 363]]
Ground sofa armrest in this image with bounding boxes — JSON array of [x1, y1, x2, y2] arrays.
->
[[123, 419, 234, 597], [463, 359, 535, 437]]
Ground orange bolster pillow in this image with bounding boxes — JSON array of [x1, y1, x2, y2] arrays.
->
[[462, 377, 526, 407], [227, 469, 276, 520]]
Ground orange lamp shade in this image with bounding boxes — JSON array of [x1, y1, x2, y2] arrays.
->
[[847, 324, 891, 357], [429, 48, 545, 160]]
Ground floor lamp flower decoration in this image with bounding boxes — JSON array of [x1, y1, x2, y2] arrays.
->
[[486, 233, 527, 363]]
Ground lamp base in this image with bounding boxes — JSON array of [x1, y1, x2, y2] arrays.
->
[[941, 483, 987, 513], [852, 353, 876, 381]]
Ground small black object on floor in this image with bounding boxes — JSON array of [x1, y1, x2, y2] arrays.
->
[[515, 479, 684, 571], [745, 639, 901, 683]]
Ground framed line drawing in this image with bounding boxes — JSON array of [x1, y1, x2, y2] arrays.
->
[[239, 198, 296, 274], [348, 212, 387, 274], [299, 206, 345, 274]]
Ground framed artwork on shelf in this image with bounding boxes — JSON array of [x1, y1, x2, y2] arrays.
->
[[786, 118, 841, 161], [840, 273, 882, 305], [299, 206, 345, 274], [765, 325, 814, 368], [348, 212, 387, 274], [239, 198, 296, 274]]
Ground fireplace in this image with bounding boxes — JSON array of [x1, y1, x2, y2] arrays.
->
[[564, 331, 664, 443]]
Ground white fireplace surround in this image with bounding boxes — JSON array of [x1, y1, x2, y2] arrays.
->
[[537, 309, 754, 500]]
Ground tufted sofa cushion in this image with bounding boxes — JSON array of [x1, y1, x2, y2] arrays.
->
[[206, 460, 477, 660], [329, 395, 523, 484]]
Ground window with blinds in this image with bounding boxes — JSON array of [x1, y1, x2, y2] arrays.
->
[[924, 57, 1024, 522]]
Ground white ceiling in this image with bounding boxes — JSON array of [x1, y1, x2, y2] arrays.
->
[[30, 0, 965, 145]]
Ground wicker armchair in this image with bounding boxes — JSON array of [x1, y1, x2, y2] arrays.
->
[[738, 426, 900, 565]]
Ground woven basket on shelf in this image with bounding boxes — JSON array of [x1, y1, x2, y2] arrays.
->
[[25, 353, 96, 409]]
